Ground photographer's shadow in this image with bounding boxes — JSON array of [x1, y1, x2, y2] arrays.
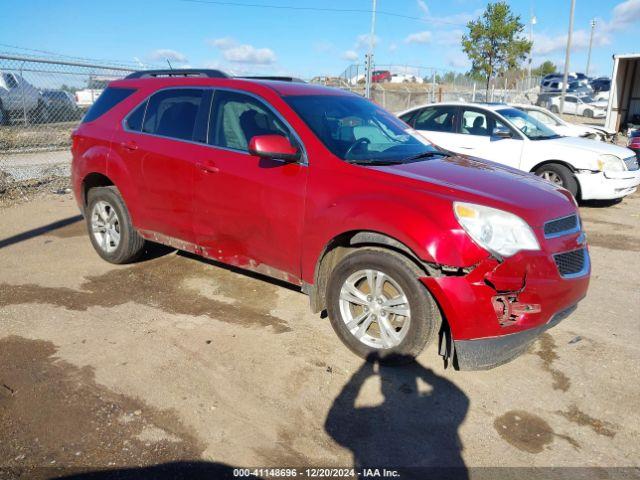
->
[[325, 357, 469, 479]]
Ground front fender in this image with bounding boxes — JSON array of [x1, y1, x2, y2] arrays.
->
[[301, 193, 488, 282]]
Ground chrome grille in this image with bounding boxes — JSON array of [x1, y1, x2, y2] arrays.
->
[[624, 155, 639, 171], [544, 214, 579, 238], [554, 248, 588, 277]]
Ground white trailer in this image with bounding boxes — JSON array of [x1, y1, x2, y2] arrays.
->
[[605, 53, 640, 133]]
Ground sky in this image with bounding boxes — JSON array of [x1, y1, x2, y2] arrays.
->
[[1, 0, 639, 79]]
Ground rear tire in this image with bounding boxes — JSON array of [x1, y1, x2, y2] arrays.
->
[[584, 109, 593, 118], [550, 105, 559, 113], [326, 248, 441, 365], [86, 186, 145, 264], [535, 163, 579, 198]]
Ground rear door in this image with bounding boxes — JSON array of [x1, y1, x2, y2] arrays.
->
[[114, 87, 210, 242], [453, 107, 524, 169], [410, 105, 460, 150]]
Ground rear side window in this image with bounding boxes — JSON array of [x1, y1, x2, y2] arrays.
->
[[125, 101, 147, 131], [82, 87, 135, 123], [142, 89, 204, 141], [414, 106, 458, 133]]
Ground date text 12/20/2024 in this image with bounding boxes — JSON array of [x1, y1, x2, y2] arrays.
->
[[233, 468, 401, 478]]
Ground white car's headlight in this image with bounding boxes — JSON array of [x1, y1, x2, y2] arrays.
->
[[597, 154, 626, 172], [453, 202, 540, 258]]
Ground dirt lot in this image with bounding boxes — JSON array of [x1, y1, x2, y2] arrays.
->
[[0, 191, 639, 479]]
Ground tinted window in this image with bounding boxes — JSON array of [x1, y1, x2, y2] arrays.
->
[[398, 110, 417, 125], [143, 89, 204, 141], [82, 87, 136, 123], [4, 74, 18, 89], [460, 109, 508, 137], [284, 94, 439, 163], [126, 101, 147, 132], [414, 106, 457, 133], [565, 97, 577, 103], [209, 90, 289, 151]]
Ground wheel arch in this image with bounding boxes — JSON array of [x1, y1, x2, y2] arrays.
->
[[81, 172, 114, 208], [529, 159, 576, 174], [306, 230, 433, 314]]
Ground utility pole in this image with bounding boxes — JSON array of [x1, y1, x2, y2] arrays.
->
[[586, 19, 596, 77], [527, 10, 537, 88], [559, 0, 576, 115], [365, 0, 377, 99]]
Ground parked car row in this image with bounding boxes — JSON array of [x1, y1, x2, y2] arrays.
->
[[398, 101, 639, 201], [0, 70, 100, 125], [72, 70, 632, 372]]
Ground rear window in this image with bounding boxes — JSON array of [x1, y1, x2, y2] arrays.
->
[[82, 87, 136, 123]]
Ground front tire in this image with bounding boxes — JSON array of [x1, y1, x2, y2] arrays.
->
[[583, 109, 593, 118], [86, 186, 145, 264], [535, 163, 579, 198], [550, 105, 560, 113], [326, 248, 441, 365]]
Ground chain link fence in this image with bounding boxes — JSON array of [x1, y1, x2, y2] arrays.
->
[[0, 54, 136, 196]]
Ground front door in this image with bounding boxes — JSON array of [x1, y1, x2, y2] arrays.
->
[[452, 107, 524, 170], [193, 89, 308, 278]]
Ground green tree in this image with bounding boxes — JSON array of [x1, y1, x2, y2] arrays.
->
[[461, 2, 532, 97], [532, 60, 557, 77]]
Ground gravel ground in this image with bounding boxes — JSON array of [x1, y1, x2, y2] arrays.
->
[[0, 190, 638, 480]]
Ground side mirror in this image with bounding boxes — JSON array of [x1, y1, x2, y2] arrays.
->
[[492, 126, 512, 139], [248, 134, 301, 162]]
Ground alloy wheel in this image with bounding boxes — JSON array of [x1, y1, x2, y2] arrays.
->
[[91, 200, 121, 253], [540, 170, 564, 186], [338, 269, 411, 349]]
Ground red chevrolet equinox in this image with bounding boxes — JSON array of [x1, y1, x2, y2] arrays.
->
[[71, 69, 590, 369]]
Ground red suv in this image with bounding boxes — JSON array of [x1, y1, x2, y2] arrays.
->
[[72, 69, 590, 369]]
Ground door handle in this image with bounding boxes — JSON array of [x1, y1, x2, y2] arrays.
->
[[199, 163, 219, 174], [121, 141, 138, 151]]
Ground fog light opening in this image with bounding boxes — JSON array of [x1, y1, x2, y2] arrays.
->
[[492, 295, 541, 327]]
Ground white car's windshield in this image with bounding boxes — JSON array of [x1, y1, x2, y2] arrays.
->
[[498, 108, 561, 141]]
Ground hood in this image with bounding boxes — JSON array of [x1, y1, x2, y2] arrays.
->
[[374, 155, 575, 227], [547, 136, 635, 157]]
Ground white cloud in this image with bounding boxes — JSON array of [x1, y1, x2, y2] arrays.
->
[[354, 33, 380, 50], [209, 37, 276, 65], [388, 42, 398, 53], [149, 49, 188, 63], [435, 29, 464, 46], [533, 29, 611, 55], [417, 0, 430, 16], [405, 31, 432, 44], [607, 0, 640, 31], [342, 50, 359, 62]]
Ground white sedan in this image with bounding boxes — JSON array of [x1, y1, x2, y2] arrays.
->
[[510, 104, 616, 142], [549, 94, 606, 118], [397, 102, 640, 201]]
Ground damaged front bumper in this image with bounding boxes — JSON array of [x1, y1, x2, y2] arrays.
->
[[421, 246, 590, 370], [576, 169, 640, 200]]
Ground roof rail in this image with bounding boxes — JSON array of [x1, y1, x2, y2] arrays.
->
[[239, 76, 306, 83], [125, 69, 229, 79]]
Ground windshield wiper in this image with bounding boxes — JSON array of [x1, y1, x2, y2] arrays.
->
[[403, 150, 451, 163], [345, 159, 406, 166]]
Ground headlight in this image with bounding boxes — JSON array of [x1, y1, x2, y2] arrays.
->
[[453, 202, 540, 258], [597, 154, 626, 172]]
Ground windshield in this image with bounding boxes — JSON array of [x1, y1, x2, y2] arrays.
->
[[283, 94, 441, 164], [497, 108, 560, 140]]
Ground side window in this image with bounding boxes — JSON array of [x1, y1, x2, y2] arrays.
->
[[125, 100, 147, 132], [413, 106, 457, 133], [208, 90, 290, 151], [565, 97, 577, 103], [398, 110, 417, 125], [460, 109, 509, 137], [4, 74, 18, 89], [82, 87, 136, 123], [143, 89, 204, 141]]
